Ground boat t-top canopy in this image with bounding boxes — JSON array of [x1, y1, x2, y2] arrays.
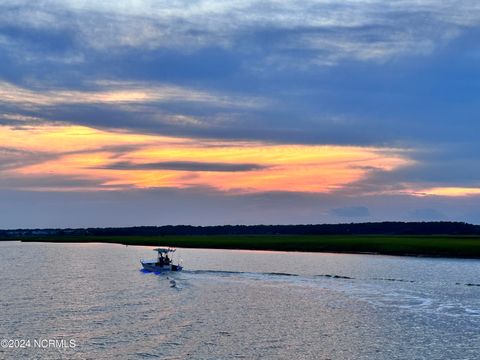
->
[[153, 247, 176, 254]]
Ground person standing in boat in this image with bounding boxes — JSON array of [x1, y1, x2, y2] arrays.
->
[[165, 254, 170, 265], [158, 254, 164, 266]]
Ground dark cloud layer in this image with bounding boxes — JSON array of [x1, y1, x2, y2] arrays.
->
[[99, 161, 268, 172], [1, 2, 480, 149]]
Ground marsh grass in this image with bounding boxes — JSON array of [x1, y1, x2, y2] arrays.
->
[[9, 234, 480, 258]]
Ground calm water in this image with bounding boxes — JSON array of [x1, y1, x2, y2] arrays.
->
[[0, 241, 479, 359]]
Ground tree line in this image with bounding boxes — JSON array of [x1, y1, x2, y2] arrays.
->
[[1, 221, 480, 238]]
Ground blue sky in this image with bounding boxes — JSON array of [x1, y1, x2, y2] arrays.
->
[[1, 0, 480, 227]]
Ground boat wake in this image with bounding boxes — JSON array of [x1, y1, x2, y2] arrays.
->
[[184, 269, 299, 278], [178, 269, 480, 317]]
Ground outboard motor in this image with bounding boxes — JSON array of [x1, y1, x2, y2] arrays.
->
[[171, 264, 179, 271]]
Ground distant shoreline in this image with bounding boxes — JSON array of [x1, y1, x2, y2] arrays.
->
[[4, 234, 480, 259]]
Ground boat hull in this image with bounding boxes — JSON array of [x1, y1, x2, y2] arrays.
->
[[141, 260, 183, 272]]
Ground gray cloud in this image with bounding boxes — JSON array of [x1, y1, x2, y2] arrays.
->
[[0, 143, 148, 172], [0, 174, 111, 190], [98, 161, 268, 172], [2, 1, 478, 66], [0, 147, 53, 171], [340, 145, 480, 196], [2, 1, 480, 150]]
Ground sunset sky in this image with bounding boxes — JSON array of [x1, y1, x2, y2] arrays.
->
[[1, 1, 480, 227]]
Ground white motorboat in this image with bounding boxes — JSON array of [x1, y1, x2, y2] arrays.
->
[[141, 247, 183, 272]]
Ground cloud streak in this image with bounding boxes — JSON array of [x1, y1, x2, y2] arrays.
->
[[3, 1, 480, 66], [0, 80, 265, 108], [99, 160, 268, 172]]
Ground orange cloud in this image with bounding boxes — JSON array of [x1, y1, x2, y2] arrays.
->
[[0, 123, 412, 193], [413, 187, 480, 197]]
